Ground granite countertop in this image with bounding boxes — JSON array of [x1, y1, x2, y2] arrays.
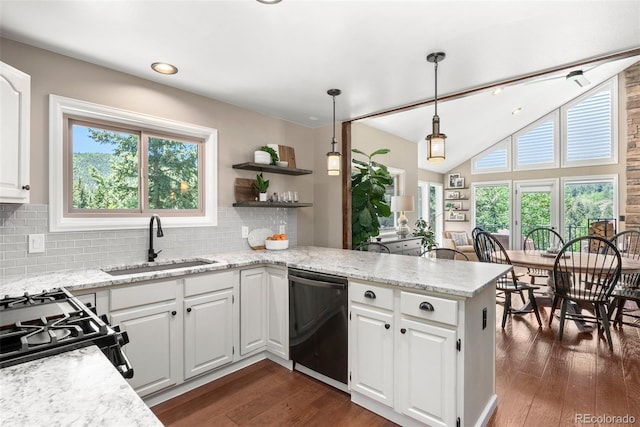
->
[[1, 246, 511, 299], [0, 346, 163, 427]]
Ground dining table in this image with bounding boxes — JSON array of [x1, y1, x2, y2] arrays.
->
[[504, 249, 640, 331]]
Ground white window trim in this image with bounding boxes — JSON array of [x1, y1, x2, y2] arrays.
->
[[561, 77, 618, 168], [49, 95, 218, 232], [471, 137, 512, 175], [560, 174, 618, 235], [513, 110, 560, 171]]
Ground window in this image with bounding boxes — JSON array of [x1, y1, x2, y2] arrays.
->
[[377, 167, 405, 233], [50, 95, 217, 232], [471, 137, 511, 174], [472, 182, 511, 233], [513, 111, 559, 170], [67, 119, 202, 214], [418, 180, 443, 246], [562, 175, 617, 241], [562, 79, 617, 167]]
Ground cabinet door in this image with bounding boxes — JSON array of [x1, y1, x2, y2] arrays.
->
[[349, 305, 394, 407], [398, 317, 457, 427], [266, 267, 289, 359], [110, 300, 179, 397], [184, 287, 234, 380], [0, 62, 30, 203], [240, 268, 267, 355]]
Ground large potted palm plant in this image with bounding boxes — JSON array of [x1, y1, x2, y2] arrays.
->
[[351, 148, 392, 248]]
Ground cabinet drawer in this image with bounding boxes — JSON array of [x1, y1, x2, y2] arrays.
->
[[387, 243, 404, 253], [400, 291, 458, 326], [402, 239, 421, 250], [110, 280, 177, 311], [350, 281, 393, 310], [184, 270, 235, 297]]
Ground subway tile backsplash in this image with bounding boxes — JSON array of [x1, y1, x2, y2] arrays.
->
[[0, 204, 297, 279]]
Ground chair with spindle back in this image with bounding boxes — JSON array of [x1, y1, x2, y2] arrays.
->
[[354, 242, 391, 254], [609, 230, 640, 327], [549, 236, 621, 349], [421, 247, 469, 261], [474, 231, 542, 329], [523, 227, 565, 286]]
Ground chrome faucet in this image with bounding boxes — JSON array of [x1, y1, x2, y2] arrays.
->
[[148, 215, 164, 262]]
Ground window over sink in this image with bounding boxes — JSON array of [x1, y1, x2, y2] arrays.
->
[[49, 95, 218, 232]]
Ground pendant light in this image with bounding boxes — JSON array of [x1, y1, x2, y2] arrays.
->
[[425, 52, 446, 164], [326, 88, 342, 176]]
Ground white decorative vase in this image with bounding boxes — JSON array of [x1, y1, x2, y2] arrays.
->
[[254, 150, 271, 165], [259, 192, 268, 202]]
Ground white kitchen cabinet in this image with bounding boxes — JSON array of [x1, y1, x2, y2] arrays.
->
[[349, 281, 395, 407], [109, 280, 180, 397], [398, 316, 457, 427], [183, 271, 235, 379], [0, 62, 30, 203], [240, 268, 268, 355], [349, 280, 495, 427], [265, 267, 289, 359]]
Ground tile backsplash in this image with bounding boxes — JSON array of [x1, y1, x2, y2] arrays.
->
[[0, 204, 297, 278]]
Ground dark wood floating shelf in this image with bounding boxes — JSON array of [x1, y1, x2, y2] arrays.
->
[[232, 162, 312, 176], [233, 201, 313, 208]]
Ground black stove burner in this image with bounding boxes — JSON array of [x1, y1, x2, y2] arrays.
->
[[0, 288, 133, 378]]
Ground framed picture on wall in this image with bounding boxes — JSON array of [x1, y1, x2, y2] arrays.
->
[[445, 191, 460, 200], [445, 201, 462, 211], [451, 177, 465, 189], [447, 173, 461, 188]]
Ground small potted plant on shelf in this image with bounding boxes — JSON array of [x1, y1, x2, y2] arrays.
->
[[254, 173, 270, 201]]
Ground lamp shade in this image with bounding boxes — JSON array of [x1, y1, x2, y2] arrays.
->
[[391, 195, 415, 212], [327, 151, 341, 176]]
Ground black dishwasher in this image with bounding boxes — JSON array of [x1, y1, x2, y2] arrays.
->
[[288, 268, 348, 385]]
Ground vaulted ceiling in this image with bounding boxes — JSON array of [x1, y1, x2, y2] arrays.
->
[[1, 0, 639, 172]]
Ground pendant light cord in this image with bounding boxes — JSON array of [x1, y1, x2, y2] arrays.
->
[[332, 94, 337, 147], [434, 59, 439, 116]]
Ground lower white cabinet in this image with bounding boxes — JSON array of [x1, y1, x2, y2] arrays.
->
[[239, 266, 289, 358], [240, 268, 268, 355], [183, 271, 235, 379], [110, 280, 180, 397], [266, 267, 289, 359], [349, 280, 485, 427], [398, 317, 457, 427], [109, 270, 238, 397]]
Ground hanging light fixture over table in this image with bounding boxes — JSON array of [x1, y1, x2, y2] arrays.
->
[[326, 89, 342, 176], [426, 52, 446, 164]]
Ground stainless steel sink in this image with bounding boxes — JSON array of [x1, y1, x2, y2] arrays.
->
[[103, 259, 218, 276]]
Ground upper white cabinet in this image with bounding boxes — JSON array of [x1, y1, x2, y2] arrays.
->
[[0, 62, 30, 203]]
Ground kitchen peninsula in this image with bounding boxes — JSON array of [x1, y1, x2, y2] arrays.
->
[[0, 247, 510, 427]]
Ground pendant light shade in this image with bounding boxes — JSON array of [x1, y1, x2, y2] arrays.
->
[[326, 89, 342, 176], [425, 52, 446, 164]]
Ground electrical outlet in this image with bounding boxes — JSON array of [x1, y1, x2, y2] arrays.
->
[[241, 226, 249, 239], [279, 225, 286, 234], [28, 234, 45, 254]]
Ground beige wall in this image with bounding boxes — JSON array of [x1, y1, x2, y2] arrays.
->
[[1, 38, 316, 244]]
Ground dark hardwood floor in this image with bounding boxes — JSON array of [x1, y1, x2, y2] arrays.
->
[[152, 296, 640, 427]]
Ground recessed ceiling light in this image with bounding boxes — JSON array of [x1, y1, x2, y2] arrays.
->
[[308, 116, 318, 121], [256, 0, 282, 3], [492, 87, 503, 95], [151, 62, 178, 75], [512, 107, 522, 115]]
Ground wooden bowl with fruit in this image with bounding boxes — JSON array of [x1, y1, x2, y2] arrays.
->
[[265, 233, 289, 250]]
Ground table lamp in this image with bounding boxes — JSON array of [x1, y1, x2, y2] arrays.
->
[[391, 195, 415, 237]]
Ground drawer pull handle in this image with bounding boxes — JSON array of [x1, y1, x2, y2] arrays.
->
[[384, 323, 390, 329], [364, 290, 376, 299], [419, 302, 435, 312], [400, 328, 407, 334]]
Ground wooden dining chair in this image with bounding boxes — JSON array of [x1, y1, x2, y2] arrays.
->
[[549, 236, 621, 349], [523, 227, 565, 286], [421, 247, 469, 261], [354, 242, 391, 254], [474, 231, 542, 328], [609, 230, 640, 327]]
